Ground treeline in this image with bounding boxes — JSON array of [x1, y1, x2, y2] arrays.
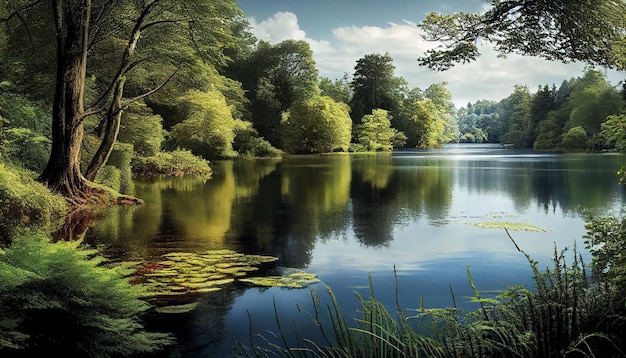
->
[[1, 1, 625, 194], [458, 69, 626, 151]]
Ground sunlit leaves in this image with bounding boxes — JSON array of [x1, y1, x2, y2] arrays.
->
[[354, 109, 406, 152], [171, 89, 243, 159], [280, 96, 352, 154]]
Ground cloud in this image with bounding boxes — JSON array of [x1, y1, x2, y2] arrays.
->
[[248, 12, 306, 43], [247, 12, 623, 108]]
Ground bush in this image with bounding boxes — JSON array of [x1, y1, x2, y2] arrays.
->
[[560, 126, 589, 151], [1, 128, 50, 172], [0, 164, 67, 241], [131, 149, 212, 177], [0, 230, 174, 356], [233, 127, 282, 158]]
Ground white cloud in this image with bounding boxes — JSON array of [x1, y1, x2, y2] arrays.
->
[[248, 12, 306, 43], [248, 12, 624, 108]]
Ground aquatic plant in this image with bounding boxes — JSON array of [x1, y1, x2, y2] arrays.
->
[[468, 221, 549, 232], [126, 250, 278, 302], [239, 228, 625, 358]]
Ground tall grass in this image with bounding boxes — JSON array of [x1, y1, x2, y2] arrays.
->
[[239, 229, 625, 357]]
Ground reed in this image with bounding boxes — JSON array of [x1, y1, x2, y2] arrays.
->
[[239, 228, 625, 357]]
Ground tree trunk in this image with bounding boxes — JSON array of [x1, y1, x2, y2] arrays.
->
[[85, 77, 125, 181], [39, 0, 91, 200]]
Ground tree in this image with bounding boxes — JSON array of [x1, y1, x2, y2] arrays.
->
[[500, 85, 533, 147], [560, 126, 589, 151], [350, 53, 404, 123], [170, 89, 242, 159], [599, 114, 626, 151], [1, 0, 247, 202], [280, 96, 351, 154], [424, 82, 459, 143], [319, 73, 352, 104], [417, 0, 626, 71], [235, 40, 319, 146], [354, 109, 406, 152]]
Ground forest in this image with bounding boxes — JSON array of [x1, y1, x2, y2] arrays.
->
[[1, 0, 626, 357], [0, 1, 625, 201]]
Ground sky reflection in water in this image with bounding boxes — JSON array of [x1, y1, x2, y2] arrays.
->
[[87, 144, 626, 357]]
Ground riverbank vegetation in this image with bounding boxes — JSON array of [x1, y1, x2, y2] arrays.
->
[[1, 1, 624, 205], [1, 0, 625, 356], [240, 225, 626, 357]]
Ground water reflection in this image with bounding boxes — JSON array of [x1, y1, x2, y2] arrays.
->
[[84, 144, 626, 356]]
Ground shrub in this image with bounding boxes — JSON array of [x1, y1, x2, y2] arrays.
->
[[233, 126, 282, 158], [1, 128, 50, 172], [0, 229, 174, 356], [131, 149, 212, 177], [0, 164, 67, 241]]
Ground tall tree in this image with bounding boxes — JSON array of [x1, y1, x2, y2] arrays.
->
[[417, 0, 626, 71], [235, 40, 319, 146], [349, 53, 404, 123], [500, 85, 533, 147], [1, 0, 247, 202]]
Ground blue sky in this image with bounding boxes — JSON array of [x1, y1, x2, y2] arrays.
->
[[237, 0, 624, 108]]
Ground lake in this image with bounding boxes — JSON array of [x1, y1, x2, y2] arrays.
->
[[85, 143, 626, 357]]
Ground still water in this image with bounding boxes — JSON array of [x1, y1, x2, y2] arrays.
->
[[86, 144, 626, 356]]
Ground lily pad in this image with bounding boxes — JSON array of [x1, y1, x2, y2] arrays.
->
[[468, 221, 550, 232], [239, 271, 319, 288], [123, 249, 279, 305], [155, 302, 200, 314]]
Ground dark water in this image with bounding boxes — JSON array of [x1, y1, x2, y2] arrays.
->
[[86, 144, 626, 357]]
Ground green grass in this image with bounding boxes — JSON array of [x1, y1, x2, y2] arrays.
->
[[240, 228, 625, 358]]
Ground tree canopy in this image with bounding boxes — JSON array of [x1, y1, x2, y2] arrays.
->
[[418, 0, 626, 71]]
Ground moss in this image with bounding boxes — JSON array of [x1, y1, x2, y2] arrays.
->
[[0, 163, 67, 240]]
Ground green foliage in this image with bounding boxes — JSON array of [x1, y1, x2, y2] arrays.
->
[[233, 125, 282, 158], [91, 142, 134, 194], [281, 96, 352, 154], [0, 93, 51, 135], [234, 40, 320, 145], [599, 114, 626, 152], [0, 229, 174, 356], [117, 102, 164, 157], [350, 53, 403, 123], [170, 89, 242, 159], [354, 109, 407, 152], [499, 85, 533, 148], [418, 0, 626, 71], [396, 95, 444, 148], [457, 100, 501, 143], [319, 73, 352, 104], [131, 149, 212, 177], [0, 92, 52, 171], [583, 215, 626, 299], [564, 69, 624, 138], [559, 126, 589, 151], [0, 164, 66, 240], [2, 127, 50, 172]]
